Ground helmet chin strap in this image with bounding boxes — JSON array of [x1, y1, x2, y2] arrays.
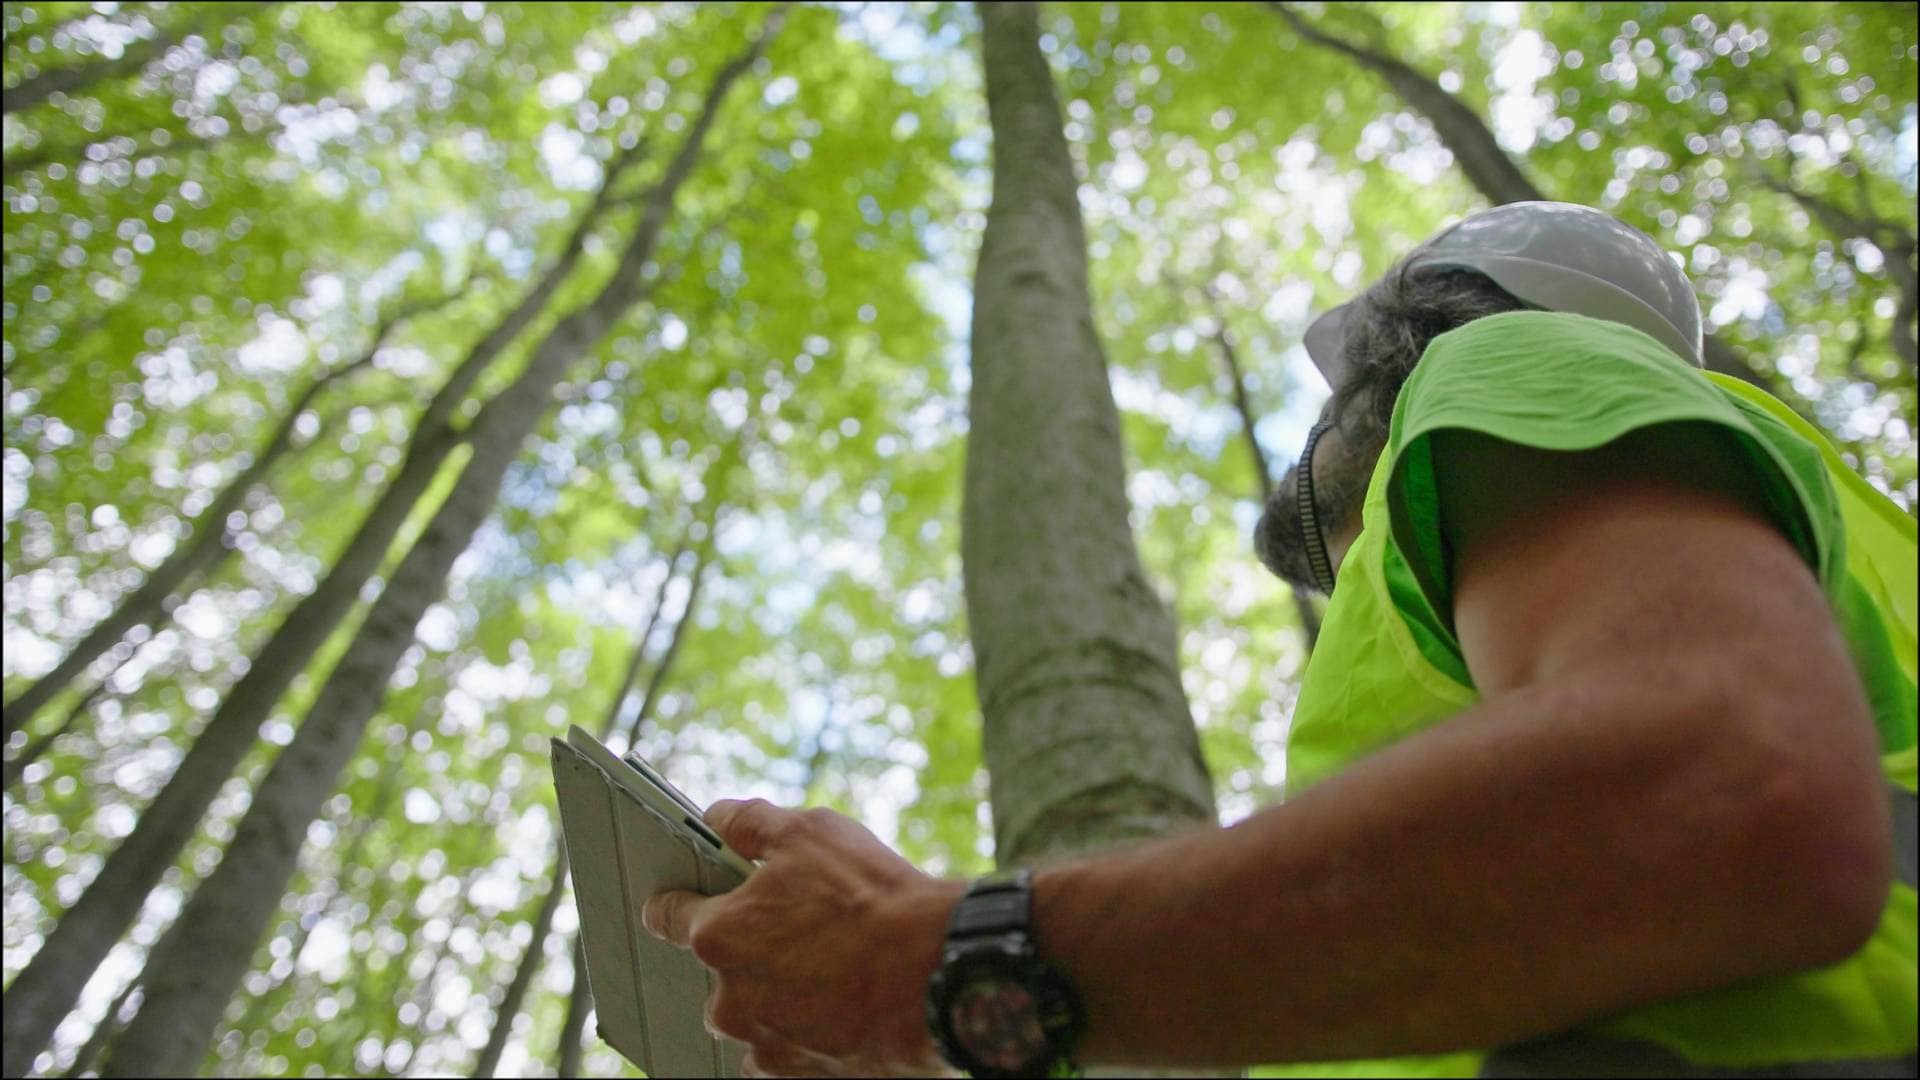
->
[[1297, 419, 1339, 596]]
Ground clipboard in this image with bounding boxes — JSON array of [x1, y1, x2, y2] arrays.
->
[[551, 725, 753, 1077]]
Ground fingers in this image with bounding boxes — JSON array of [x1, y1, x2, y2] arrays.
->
[[740, 1048, 794, 1078], [641, 888, 707, 947], [703, 798, 799, 860], [740, 1049, 787, 1078], [740, 1044, 840, 1078]]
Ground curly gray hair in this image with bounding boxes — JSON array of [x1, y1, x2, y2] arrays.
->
[[1253, 266, 1527, 592]]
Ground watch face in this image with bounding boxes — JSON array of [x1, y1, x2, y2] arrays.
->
[[947, 974, 1049, 1073]]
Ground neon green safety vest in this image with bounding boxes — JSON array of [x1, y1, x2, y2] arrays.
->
[[1258, 311, 1917, 1078]]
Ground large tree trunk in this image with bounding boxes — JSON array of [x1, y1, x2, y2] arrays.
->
[[225, 746, 407, 1043], [967, 1, 1216, 869], [0, 134, 643, 1080], [1268, 2, 1778, 393], [100, 19, 780, 1074], [2, 287, 456, 740]]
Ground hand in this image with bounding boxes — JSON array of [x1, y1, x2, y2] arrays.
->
[[642, 799, 967, 1078]]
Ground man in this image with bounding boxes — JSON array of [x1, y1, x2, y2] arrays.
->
[[644, 203, 1918, 1078]]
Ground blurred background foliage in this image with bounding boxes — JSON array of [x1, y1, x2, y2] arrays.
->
[[2, 1, 1913, 1076]]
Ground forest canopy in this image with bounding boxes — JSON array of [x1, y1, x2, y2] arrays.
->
[[3, 2, 1915, 1077]]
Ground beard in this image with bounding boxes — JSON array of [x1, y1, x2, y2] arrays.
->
[[1254, 450, 1371, 596]]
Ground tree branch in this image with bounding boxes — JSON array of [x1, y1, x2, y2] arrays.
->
[[622, 537, 716, 749], [1175, 274, 1323, 649], [2, 2, 280, 116], [0, 270, 467, 740], [1268, 2, 1785, 395], [1755, 158, 1918, 374], [3, 682, 108, 792], [1268, 2, 1546, 206]]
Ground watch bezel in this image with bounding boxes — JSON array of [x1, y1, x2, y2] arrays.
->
[[927, 935, 1084, 1078]]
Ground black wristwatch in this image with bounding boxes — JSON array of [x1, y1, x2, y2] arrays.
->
[[926, 868, 1085, 1079]]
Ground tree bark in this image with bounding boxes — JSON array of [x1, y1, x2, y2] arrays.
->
[[100, 18, 781, 1075], [967, 1, 1216, 868], [1269, 2, 1779, 393], [0, 142, 640, 1080], [2, 287, 455, 740], [1, 3, 278, 116]]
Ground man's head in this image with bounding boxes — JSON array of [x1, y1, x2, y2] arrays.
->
[[1254, 201, 1704, 595], [1254, 267, 1526, 594]]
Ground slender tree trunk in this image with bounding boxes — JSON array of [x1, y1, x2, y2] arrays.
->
[[3, 682, 109, 792], [225, 747, 406, 1043], [554, 935, 592, 1078], [623, 541, 713, 747], [1, 2, 279, 116], [1196, 284, 1322, 650], [967, 1, 1216, 868], [0, 151, 639, 1080], [101, 19, 781, 1074], [2, 290, 450, 739], [553, 545, 695, 1079], [383, 872, 480, 1078], [470, 852, 571, 1079], [472, 532, 694, 1078], [1268, 2, 1778, 393], [608, 535, 693, 738]]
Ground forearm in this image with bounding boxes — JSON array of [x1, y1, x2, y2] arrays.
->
[[1022, 675, 1884, 1068]]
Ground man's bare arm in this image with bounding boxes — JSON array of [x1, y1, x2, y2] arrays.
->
[[1037, 432, 1890, 1066], [644, 431, 1890, 1074]]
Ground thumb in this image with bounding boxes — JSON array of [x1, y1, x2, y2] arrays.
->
[[642, 889, 708, 947]]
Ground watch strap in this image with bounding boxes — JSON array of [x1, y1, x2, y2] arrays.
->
[[946, 868, 1033, 941]]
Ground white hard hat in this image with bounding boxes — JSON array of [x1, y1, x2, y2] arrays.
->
[[1303, 201, 1704, 387]]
